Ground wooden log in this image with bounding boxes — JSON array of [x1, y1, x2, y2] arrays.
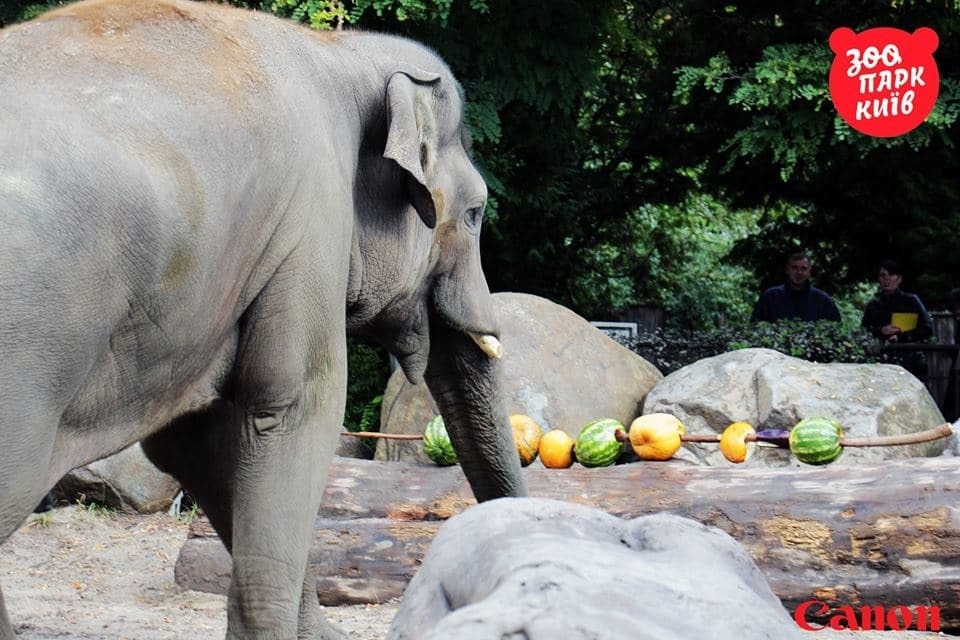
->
[[178, 456, 960, 627], [180, 517, 439, 605]]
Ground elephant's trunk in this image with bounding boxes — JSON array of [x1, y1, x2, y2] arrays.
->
[[425, 320, 526, 502]]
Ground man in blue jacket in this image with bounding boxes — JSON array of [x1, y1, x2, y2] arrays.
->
[[750, 251, 842, 323]]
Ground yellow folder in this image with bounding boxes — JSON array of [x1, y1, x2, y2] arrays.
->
[[891, 312, 918, 332]]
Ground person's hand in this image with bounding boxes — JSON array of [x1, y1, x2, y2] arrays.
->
[[881, 324, 902, 337]]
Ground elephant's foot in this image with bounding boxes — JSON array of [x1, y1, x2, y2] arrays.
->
[[224, 622, 348, 640], [297, 574, 349, 640], [296, 610, 349, 640], [0, 583, 15, 640]]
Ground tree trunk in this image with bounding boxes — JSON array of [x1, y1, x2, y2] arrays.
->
[[177, 456, 960, 628]]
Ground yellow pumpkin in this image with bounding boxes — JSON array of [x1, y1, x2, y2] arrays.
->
[[720, 422, 756, 463], [628, 413, 685, 460], [510, 414, 544, 466], [538, 429, 576, 468]]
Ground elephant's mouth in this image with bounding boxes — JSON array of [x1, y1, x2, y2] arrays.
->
[[391, 327, 501, 384], [389, 288, 503, 383], [428, 280, 503, 361]]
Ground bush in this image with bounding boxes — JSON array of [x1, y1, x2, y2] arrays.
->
[[345, 338, 390, 434], [626, 320, 883, 375]]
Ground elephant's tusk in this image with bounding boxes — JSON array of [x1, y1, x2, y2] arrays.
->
[[469, 333, 503, 359]]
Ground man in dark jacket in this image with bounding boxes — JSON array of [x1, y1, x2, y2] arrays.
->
[[861, 259, 933, 378], [750, 252, 842, 323], [861, 260, 933, 343]]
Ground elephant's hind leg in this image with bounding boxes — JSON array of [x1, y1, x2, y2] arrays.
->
[[143, 402, 236, 544], [143, 402, 347, 640]]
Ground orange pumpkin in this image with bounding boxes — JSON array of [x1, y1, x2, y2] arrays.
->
[[537, 429, 576, 468], [510, 414, 544, 466]]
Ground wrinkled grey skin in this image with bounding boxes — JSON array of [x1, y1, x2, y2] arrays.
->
[[0, 1, 525, 638]]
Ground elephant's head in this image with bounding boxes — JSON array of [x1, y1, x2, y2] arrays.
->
[[347, 39, 526, 502]]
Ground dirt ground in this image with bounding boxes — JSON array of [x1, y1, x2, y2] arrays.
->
[[0, 505, 396, 640], [0, 504, 950, 639]]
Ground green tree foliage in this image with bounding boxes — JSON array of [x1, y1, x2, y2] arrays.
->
[[473, 0, 960, 318], [567, 194, 761, 329], [0, 0, 67, 25], [264, 0, 481, 30], [666, 2, 960, 305], [344, 338, 389, 433]]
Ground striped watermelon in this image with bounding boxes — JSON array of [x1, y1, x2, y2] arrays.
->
[[575, 418, 625, 467], [423, 415, 458, 466], [789, 417, 843, 465]]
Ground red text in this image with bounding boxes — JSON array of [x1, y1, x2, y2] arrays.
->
[[793, 600, 941, 632]]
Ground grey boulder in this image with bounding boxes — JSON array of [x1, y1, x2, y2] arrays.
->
[[377, 292, 662, 463], [643, 347, 945, 467], [54, 443, 180, 513], [945, 418, 960, 456], [387, 497, 801, 640]]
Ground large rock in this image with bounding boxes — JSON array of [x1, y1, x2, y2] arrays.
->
[[377, 292, 662, 463], [386, 497, 801, 640], [334, 432, 376, 459], [54, 443, 180, 513], [643, 347, 946, 467], [945, 418, 960, 456]]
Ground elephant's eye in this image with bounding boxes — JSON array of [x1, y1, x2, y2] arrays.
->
[[464, 205, 484, 234]]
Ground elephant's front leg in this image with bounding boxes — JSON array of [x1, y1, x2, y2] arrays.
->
[[226, 278, 348, 640]]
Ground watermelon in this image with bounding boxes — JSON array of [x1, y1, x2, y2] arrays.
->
[[789, 417, 843, 465], [423, 415, 458, 466], [575, 418, 625, 467]]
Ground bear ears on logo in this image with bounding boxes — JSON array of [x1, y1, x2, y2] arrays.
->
[[829, 26, 938, 55]]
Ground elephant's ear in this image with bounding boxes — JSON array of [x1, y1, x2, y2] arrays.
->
[[383, 69, 442, 229]]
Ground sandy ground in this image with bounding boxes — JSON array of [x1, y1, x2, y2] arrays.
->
[[0, 504, 951, 639]]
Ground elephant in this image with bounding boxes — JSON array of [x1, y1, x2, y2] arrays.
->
[[0, 1, 526, 638]]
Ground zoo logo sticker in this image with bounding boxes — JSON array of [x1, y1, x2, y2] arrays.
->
[[828, 26, 940, 137]]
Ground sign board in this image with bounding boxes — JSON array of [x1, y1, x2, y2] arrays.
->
[[590, 321, 639, 342]]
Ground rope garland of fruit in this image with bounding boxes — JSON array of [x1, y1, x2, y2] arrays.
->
[[341, 417, 954, 468], [343, 432, 425, 440], [678, 423, 954, 447], [340, 424, 954, 445]]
